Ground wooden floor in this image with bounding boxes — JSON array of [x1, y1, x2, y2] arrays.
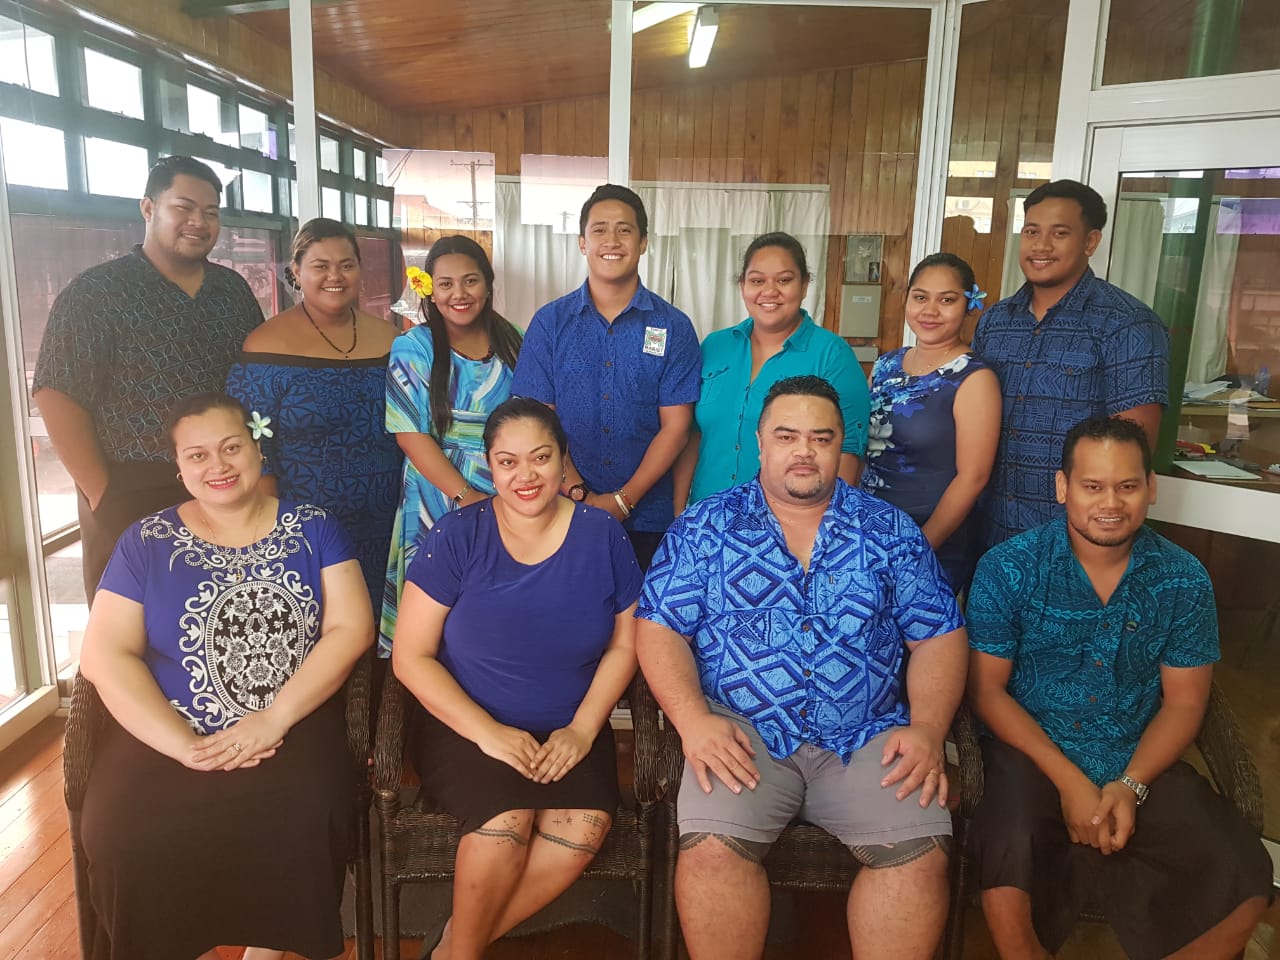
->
[[1, 713, 1277, 960]]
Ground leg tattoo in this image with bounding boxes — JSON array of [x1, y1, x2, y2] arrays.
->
[[534, 829, 601, 856], [849, 834, 952, 869], [679, 832, 771, 864], [472, 826, 530, 847]]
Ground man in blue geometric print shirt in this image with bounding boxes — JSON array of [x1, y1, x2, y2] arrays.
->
[[972, 179, 1169, 550], [967, 415, 1271, 960], [637, 375, 968, 960]]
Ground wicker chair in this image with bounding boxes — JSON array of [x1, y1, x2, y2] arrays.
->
[[372, 668, 664, 960], [63, 656, 376, 960], [945, 682, 1264, 960], [651, 716, 972, 960]]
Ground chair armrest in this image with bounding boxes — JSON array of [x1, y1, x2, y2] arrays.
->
[[372, 658, 409, 798], [628, 671, 666, 805], [951, 703, 985, 820], [344, 650, 372, 779], [63, 673, 107, 811], [1195, 681, 1264, 835]]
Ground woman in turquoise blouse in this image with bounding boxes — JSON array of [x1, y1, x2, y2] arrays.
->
[[674, 232, 870, 510]]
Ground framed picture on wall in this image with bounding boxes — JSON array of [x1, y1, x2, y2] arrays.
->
[[845, 234, 884, 283]]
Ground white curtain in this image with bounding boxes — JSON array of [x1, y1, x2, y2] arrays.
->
[[1108, 198, 1166, 306], [1185, 202, 1239, 383], [494, 177, 830, 341]]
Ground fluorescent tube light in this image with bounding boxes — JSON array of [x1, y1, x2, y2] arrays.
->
[[688, 6, 718, 69], [633, 2, 699, 32]]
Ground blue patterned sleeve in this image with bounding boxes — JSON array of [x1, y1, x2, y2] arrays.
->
[[636, 514, 705, 638], [226, 360, 281, 477], [887, 517, 964, 642], [385, 329, 434, 435], [404, 511, 469, 607], [1161, 559, 1220, 668], [658, 311, 703, 408], [965, 550, 1019, 659], [1103, 308, 1170, 414], [511, 308, 556, 404], [97, 521, 148, 602], [824, 342, 872, 456]]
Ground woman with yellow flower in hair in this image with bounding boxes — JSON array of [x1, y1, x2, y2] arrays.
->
[[379, 235, 523, 654]]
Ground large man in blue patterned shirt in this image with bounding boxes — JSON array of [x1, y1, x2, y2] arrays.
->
[[972, 179, 1170, 549], [967, 415, 1270, 960], [637, 375, 968, 960]]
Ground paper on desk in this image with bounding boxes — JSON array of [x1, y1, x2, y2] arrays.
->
[[1184, 381, 1232, 400], [1173, 460, 1259, 480]]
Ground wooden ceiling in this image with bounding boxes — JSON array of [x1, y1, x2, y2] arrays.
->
[[235, 1, 931, 114]]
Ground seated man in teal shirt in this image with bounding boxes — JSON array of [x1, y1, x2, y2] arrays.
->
[[675, 233, 870, 510], [966, 414, 1271, 960]]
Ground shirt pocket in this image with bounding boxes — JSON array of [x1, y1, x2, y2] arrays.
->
[[1045, 350, 1102, 404]]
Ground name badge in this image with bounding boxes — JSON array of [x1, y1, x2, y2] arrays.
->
[[643, 326, 668, 357]]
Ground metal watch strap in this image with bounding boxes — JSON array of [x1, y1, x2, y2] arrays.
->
[[1119, 774, 1149, 805]]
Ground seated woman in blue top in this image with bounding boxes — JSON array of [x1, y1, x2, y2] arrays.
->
[[674, 232, 870, 510], [391, 397, 641, 960], [78, 392, 374, 960], [860, 253, 1001, 592]]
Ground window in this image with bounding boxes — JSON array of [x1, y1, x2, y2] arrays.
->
[[239, 103, 274, 158], [241, 168, 274, 213], [320, 135, 340, 173], [83, 48, 144, 119], [375, 154, 386, 186], [375, 198, 390, 229], [0, 14, 59, 96], [321, 186, 341, 221], [353, 147, 368, 181], [0, 118, 68, 189], [84, 138, 149, 197], [187, 85, 238, 148], [354, 196, 369, 226], [0, 578, 24, 712]]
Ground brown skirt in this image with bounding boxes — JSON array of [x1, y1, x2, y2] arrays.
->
[[80, 698, 355, 960], [409, 705, 619, 834]]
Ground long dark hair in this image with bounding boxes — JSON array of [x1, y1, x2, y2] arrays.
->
[[420, 236, 522, 438]]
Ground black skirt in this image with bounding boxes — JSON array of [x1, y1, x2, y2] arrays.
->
[[410, 704, 620, 834], [80, 698, 355, 960]]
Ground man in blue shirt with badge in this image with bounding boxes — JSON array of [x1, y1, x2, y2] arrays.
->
[[972, 179, 1170, 549], [512, 184, 701, 569], [966, 415, 1271, 960], [637, 375, 967, 960]]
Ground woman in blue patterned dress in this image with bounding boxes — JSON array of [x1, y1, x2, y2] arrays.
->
[[380, 235, 522, 655], [861, 253, 1001, 592], [227, 218, 403, 611], [79, 392, 373, 960]]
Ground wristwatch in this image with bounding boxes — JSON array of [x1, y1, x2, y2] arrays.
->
[[567, 482, 589, 502], [1118, 773, 1149, 806], [451, 484, 471, 509]]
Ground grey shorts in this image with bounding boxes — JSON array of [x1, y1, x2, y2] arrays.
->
[[677, 702, 953, 850]]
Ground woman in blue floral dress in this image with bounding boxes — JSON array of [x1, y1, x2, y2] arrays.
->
[[861, 253, 1001, 592], [380, 236, 523, 655]]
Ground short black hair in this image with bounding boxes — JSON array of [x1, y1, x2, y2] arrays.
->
[[483, 396, 569, 457], [908, 252, 976, 294], [165, 391, 250, 458], [144, 155, 223, 201], [758, 375, 844, 433], [1024, 179, 1108, 233], [579, 183, 648, 238], [738, 232, 811, 283], [1061, 415, 1152, 476]]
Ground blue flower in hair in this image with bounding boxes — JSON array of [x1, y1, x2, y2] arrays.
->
[[965, 284, 988, 311]]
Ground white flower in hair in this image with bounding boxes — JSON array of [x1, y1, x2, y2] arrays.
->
[[248, 411, 274, 440]]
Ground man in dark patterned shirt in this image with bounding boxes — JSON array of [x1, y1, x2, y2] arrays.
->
[[33, 156, 263, 595], [967, 415, 1270, 960], [972, 180, 1170, 549], [637, 376, 967, 960]]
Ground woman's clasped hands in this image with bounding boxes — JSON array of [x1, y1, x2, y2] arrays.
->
[[477, 721, 593, 784], [187, 708, 288, 772]]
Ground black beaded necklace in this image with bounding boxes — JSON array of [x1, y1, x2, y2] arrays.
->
[[301, 301, 358, 357]]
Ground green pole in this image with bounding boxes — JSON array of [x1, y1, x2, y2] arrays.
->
[[1149, 0, 1242, 473]]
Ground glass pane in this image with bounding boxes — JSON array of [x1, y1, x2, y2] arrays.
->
[[320, 135, 340, 173], [239, 104, 275, 158], [0, 118, 68, 189], [353, 195, 369, 226], [353, 147, 368, 181], [0, 14, 58, 96], [209, 224, 283, 320], [83, 48, 144, 119], [1103, 0, 1280, 85], [0, 578, 24, 713], [942, 0, 1067, 313], [84, 138, 150, 198], [374, 197, 390, 228], [45, 542, 88, 680], [241, 168, 274, 213], [355, 234, 393, 318], [290, 179, 299, 217], [375, 153, 386, 186], [187, 85, 239, 148], [1107, 167, 1280, 491], [321, 186, 341, 221], [288, 122, 296, 162]]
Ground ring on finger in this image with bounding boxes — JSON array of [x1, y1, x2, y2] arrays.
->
[[232, 742, 243, 754]]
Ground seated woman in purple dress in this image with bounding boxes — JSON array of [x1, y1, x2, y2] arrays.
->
[[391, 397, 641, 960], [861, 253, 1001, 592], [78, 392, 374, 960]]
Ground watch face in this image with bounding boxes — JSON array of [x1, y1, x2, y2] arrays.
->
[[569, 484, 587, 502]]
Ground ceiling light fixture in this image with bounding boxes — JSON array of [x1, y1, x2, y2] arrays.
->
[[632, 2, 700, 32], [688, 6, 718, 70]]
